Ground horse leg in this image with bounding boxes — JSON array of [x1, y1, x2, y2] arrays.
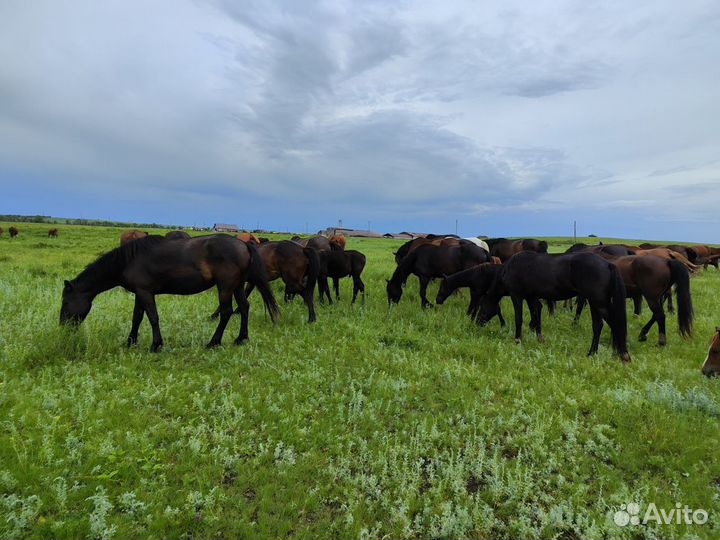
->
[[319, 277, 332, 305], [645, 298, 666, 346], [587, 305, 604, 356], [633, 293, 642, 316], [419, 276, 432, 308], [528, 297, 543, 340], [127, 295, 145, 347], [665, 289, 674, 313], [302, 285, 317, 323], [207, 287, 233, 348], [234, 287, 250, 344], [136, 290, 163, 352], [546, 299, 555, 316], [351, 275, 363, 304], [333, 277, 341, 301], [574, 296, 586, 323], [511, 295, 523, 343], [497, 301, 506, 327]]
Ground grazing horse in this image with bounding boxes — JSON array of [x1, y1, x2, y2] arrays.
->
[[212, 240, 320, 323], [477, 251, 630, 361], [294, 236, 343, 252], [690, 245, 720, 269], [387, 243, 490, 307], [0, 226, 3, 237], [665, 245, 698, 263], [61, 235, 279, 351], [120, 229, 148, 245], [701, 328, 720, 377], [237, 232, 260, 244], [9, 226, 18, 238], [48, 228, 59, 238], [165, 230, 191, 240], [436, 264, 505, 326], [576, 255, 693, 345], [485, 238, 548, 262], [329, 235, 346, 249], [318, 249, 366, 304]]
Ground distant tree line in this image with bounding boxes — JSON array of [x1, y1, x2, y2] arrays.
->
[[0, 214, 182, 229]]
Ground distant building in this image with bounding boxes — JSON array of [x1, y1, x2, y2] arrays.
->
[[213, 223, 240, 232], [321, 227, 383, 238], [382, 231, 426, 239]]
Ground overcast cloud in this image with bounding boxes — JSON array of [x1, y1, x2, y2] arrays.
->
[[1, 0, 719, 240]]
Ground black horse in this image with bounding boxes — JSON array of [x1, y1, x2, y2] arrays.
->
[[386, 243, 490, 307], [435, 264, 505, 326], [318, 249, 367, 304], [477, 251, 631, 361], [61, 235, 279, 351]]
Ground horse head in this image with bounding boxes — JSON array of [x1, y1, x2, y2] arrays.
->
[[701, 328, 720, 377]]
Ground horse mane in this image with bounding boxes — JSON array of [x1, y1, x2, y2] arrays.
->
[[77, 235, 166, 282]]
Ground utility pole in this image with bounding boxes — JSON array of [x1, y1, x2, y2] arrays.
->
[[573, 221, 577, 243], [367, 220, 371, 232], [455, 219, 458, 236]]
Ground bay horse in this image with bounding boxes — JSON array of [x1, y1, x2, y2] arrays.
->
[[485, 238, 548, 262], [48, 228, 59, 238], [120, 229, 148, 245], [237, 232, 260, 244], [436, 263, 505, 326], [294, 236, 343, 252], [61, 235, 279, 351], [665, 244, 698, 263], [477, 251, 630, 361], [690, 245, 720, 269], [9, 226, 18, 238], [575, 255, 693, 345], [394, 236, 462, 264], [318, 249, 366, 304], [212, 240, 319, 323], [165, 230, 191, 240], [701, 328, 720, 377], [0, 226, 3, 237], [386, 243, 490, 307]]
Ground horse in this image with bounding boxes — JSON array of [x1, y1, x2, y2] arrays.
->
[[485, 238, 548, 262], [393, 236, 462, 264], [9, 226, 18, 238], [48, 228, 59, 238], [294, 236, 343, 252], [318, 249, 366, 304], [120, 229, 148, 245], [387, 243, 490, 307], [462, 237, 490, 252], [212, 240, 319, 323], [665, 245, 698, 263], [165, 230, 191, 240], [575, 255, 692, 345], [237, 232, 260, 244], [61, 234, 279, 351], [689, 245, 720, 269], [701, 328, 720, 377], [0, 226, 3, 237], [477, 251, 630, 361], [436, 264, 505, 326], [329, 235, 347, 250]]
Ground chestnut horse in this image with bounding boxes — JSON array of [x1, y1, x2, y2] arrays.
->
[[394, 236, 462, 264], [701, 329, 720, 377], [120, 229, 148, 245], [48, 228, 59, 238], [61, 235, 279, 351], [329, 235, 346, 249], [9, 226, 18, 238], [237, 232, 260, 244], [485, 238, 548, 262]]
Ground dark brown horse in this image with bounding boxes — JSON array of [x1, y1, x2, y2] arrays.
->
[[435, 263, 506, 326], [165, 230, 190, 240], [394, 236, 462, 264], [61, 235, 279, 351], [576, 254, 693, 345], [212, 240, 319, 323], [701, 328, 720, 377], [477, 251, 630, 361], [0, 226, 3, 237], [387, 243, 490, 307], [690, 245, 720, 269], [48, 228, 59, 238], [9, 226, 18, 238], [120, 229, 148, 245], [294, 236, 343, 252], [318, 249, 366, 304], [485, 238, 548, 262]]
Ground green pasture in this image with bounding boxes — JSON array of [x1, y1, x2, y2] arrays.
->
[[1, 222, 719, 539]]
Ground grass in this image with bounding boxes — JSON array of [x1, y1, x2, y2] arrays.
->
[[1, 222, 719, 539]]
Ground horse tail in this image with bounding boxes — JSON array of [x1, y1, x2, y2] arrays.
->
[[668, 259, 693, 337], [303, 247, 320, 299], [246, 242, 279, 323], [608, 263, 628, 355]]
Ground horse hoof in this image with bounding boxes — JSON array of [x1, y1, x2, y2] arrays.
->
[[150, 343, 163, 353], [658, 335, 667, 346], [206, 341, 221, 349], [234, 337, 248, 346], [619, 352, 631, 363], [515, 338, 522, 344], [638, 335, 647, 342], [537, 334, 544, 343]]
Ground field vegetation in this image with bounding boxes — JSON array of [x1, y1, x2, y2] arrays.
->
[[1, 222, 719, 538]]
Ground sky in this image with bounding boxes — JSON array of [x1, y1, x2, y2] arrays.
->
[[1, 0, 719, 241]]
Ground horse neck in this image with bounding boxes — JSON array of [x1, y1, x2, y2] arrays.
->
[[73, 255, 125, 297], [447, 267, 472, 290], [390, 259, 410, 285]]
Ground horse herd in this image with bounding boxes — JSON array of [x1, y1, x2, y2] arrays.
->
[[47, 228, 720, 376]]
